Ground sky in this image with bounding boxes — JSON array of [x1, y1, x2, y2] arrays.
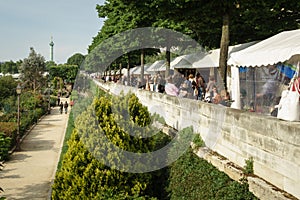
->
[[0, 0, 105, 64]]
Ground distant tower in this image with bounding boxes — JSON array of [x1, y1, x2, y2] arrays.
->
[[49, 36, 54, 61]]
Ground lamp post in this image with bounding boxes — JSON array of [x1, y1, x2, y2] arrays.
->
[[16, 84, 22, 151], [48, 81, 51, 114]]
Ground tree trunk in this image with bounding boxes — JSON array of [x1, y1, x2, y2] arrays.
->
[[127, 54, 131, 86], [141, 49, 145, 85], [219, 12, 230, 90], [165, 46, 171, 79]]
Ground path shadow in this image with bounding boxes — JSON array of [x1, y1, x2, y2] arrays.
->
[[3, 181, 51, 200], [21, 139, 55, 151], [0, 168, 21, 179], [7, 153, 31, 162]]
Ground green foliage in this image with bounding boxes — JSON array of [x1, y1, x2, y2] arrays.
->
[[53, 89, 257, 199], [128, 94, 151, 127], [20, 47, 46, 92], [49, 64, 79, 84], [0, 132, 11, 161], [168, 148, 257, 200], [0, 122, 16, 137], [244, 157, 254, 175], [67, 53, 85, 67], [1, 96, 16, 115], [0, 76, 18, 107], [52, 91, 170, 199], [0, 87, 48, 154], [192, 133, 205, 151], [70, 90, 78, 101], [90, 0, 300, 79], [0, 60, 20, 74], [50, 96, 57, 107], [151, 113, 166, 125], [56, 109, 75, 170], [45, 60, 57, 71]]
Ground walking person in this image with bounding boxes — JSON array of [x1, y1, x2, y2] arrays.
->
[[64, 101, 68, 114], [59, 102, 63, 114]]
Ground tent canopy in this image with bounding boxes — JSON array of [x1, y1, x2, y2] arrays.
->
[[131, 63, 153, 75], [193, 41, 257, 68], [173, 53, 206, 69], [147, 60, 166, 72], [228, 29, 300, 67], [167, 42, 256, 69], [130, 66, 139, 74]]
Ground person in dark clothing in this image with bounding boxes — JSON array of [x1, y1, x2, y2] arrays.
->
[[59, 102, 63, 114], [64, 101, 68, 114]]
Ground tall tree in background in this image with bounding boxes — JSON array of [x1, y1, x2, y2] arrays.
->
[[67, 53, 85, 67], [90, 0, 178, 80], [90, 0, 299, 85], [0, 76, 18, 105], [0, 60, 21, 74], [20, 47, 46, 93]]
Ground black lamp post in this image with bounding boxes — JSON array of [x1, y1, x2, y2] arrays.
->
[[16, 84, 22, 151], [48, 81, 51, 114]]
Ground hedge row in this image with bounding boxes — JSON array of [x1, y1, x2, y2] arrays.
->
[[52, 90, 257, 199]]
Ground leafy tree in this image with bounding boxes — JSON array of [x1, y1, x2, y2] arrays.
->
[[67, 53, 85, 67], [45, 60, 57, 71], [153, 0, 300, 86], [20, 47, 46, 93], [89, 1, 167, 80], [49, 64, 79, 85], [0, 60, 20, 74], [0, 76, 18, 107], [106, 0, 299, 86]]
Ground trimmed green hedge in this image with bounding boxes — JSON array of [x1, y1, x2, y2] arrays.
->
[[52, 90, 257, 199]]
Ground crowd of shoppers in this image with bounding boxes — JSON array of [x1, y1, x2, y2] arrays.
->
[[101, 71, 232, 107]]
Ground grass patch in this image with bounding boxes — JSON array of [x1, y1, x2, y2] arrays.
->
[[56, 110, 75, 170]]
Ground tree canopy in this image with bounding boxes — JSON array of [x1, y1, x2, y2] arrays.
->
[[0, 76, 18, 105], [49, 64, 79, 84], [0, 60, 21, 74], [67, 53, 85, 67], [89, 0, 300, 85], [20, 47, 46, 93]]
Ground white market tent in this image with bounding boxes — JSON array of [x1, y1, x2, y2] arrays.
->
[[170, 56, 184, 68], [228, 29, 300, 109], [121, 68, 128, 75], [130, 63, 153, 75], [168, 43, 257, 95], [193, 41, 258, 68], [130, 66, 139, 75], [172, 53, 206, 69], [147, 60, 166, 72], [228, 29, 300, 67]]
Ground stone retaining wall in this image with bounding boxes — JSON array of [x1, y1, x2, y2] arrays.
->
[[95, 80, 300, 199]]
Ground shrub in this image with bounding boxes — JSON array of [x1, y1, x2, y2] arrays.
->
[[52, 92, 170, 199], [0, 132, 11, 161], [168, 148, 257, 200]]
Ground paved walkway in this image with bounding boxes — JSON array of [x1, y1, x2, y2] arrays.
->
[[0, 98, 70, 200]]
